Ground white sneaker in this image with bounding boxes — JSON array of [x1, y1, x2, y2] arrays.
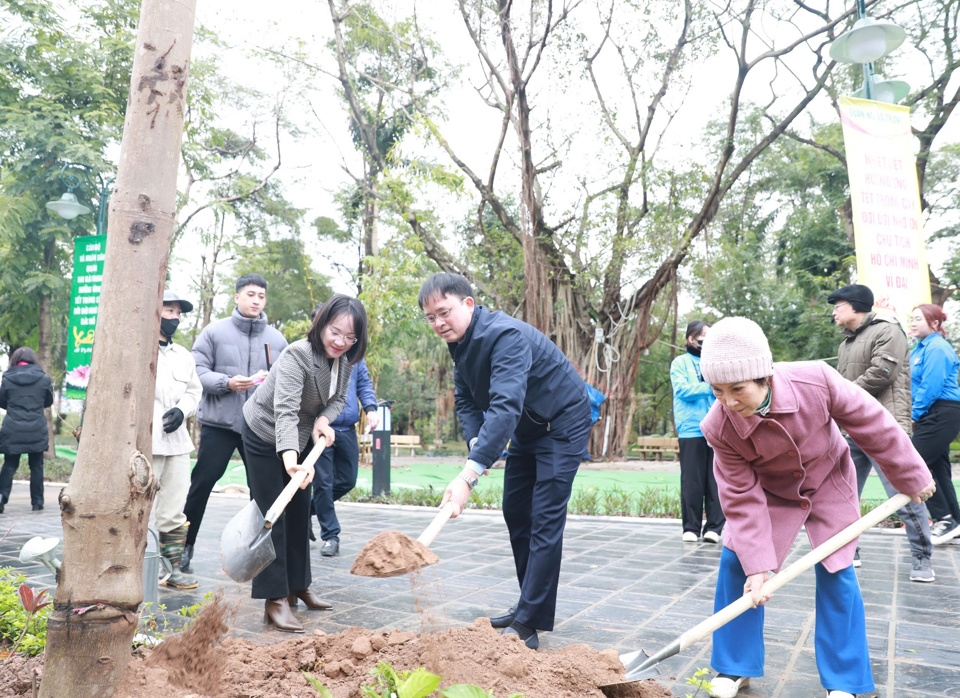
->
[[826, 691, 855, 698], [682, 531, 699, 542], [703, 531, 721, 544], [930, 517, 960, 545], [708, 676, 749, 698]]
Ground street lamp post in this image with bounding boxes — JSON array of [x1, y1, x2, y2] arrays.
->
[[829, 0, 909, 103], [45, 162, 113, 235]]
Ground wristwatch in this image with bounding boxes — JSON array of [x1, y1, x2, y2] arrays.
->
[[458, 473, 479, 490]]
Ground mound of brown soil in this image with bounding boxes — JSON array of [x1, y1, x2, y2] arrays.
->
[[116, 618, 668, 697], [3, 590, 672, 698], [350, 529, 439, 577]]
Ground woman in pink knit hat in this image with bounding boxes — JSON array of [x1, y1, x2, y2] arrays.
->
[[697, 317, 935, 698]]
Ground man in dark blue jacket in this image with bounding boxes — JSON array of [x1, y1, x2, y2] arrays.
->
[[419, 272, 591, 650]]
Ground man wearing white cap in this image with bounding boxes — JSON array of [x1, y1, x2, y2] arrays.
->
[[154, 291, 202, 589]]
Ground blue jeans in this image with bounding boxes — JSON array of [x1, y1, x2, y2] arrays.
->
[[847, 437, 932, 559]]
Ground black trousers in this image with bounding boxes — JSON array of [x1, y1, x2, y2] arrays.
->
[[0, 452, 44, 507], [912, 400, 960, 522], [678, 437, 725, 536], [311, 428, 359, 541], [242, 423, 312, 600], [502, 406, 591, 632], [183, 424, 247, 546]]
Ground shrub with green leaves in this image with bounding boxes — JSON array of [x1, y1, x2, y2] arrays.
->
[[0, 568, 50, 656]]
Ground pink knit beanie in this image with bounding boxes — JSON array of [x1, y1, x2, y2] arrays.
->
[[699, 317, 774, 384]]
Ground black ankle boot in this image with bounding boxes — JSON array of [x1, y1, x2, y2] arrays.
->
[[180, 543, 194, 573]]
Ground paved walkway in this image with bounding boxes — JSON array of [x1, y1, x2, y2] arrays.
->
[[2, 481, 959, 697]]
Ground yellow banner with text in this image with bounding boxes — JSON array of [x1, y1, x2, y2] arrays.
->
[[839, 96, 930, 326]]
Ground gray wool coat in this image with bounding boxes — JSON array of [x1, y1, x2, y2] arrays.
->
[[242, 339, 351, 455]]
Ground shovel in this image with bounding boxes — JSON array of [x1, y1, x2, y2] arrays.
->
[[221, 440, 326, 582], [607, 492, 911, 687]]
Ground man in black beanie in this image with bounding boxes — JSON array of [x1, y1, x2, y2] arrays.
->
[[828, 284, 935, 582]]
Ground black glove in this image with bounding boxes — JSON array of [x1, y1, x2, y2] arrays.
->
[[162, 407, 184, 433]]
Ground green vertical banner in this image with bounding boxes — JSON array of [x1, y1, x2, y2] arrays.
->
[[65, 235, 106, 399]]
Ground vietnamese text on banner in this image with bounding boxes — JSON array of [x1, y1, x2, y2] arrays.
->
[[839, 96, 930, 327]]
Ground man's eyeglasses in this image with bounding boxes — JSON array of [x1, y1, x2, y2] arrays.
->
[[422, 301, 463, 325], [328, 327, 358, 345]]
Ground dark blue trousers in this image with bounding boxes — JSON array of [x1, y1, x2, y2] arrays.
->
[[312, 428, 360, 541], [502, 409, 591, 631]]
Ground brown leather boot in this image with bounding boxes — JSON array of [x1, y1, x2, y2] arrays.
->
[[287, 587, 333, 610], [263, 597, 304, 633]]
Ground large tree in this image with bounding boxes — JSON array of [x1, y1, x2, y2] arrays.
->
[[39, 0, 197, 694], [0, 0, 137, 373], [399, 0, 856, 456]]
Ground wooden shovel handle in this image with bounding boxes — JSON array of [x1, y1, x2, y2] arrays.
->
[[263, 441, 326, 526], [676, 492, 911, 652], [417, 503, 455, 547]]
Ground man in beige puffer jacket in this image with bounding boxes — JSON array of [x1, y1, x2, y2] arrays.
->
[[829, 283, 935, 582]]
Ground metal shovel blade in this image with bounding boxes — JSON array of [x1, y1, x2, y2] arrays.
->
[[598, 649, 661, 696], [221, 499, 276, 582]]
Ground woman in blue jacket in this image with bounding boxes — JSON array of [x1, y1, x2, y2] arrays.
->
[[670, 320, 724, 543], [909, 304, 960, 545]]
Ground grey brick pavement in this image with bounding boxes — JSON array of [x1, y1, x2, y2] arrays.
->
[[2, 481, 959, 697]]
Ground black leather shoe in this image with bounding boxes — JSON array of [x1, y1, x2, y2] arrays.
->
[[180, 543, 194, 573], [320, 538, 339, 557], [32, 504, 43, 511], [488, 604, 517, 628], [502, 621, 539, 650]]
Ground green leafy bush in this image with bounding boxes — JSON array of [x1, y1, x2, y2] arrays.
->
[[0, 568, 50, 657]]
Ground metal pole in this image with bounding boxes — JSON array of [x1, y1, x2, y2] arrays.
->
[[855, 0, 876, 101]]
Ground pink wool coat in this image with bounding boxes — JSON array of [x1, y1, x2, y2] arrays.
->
[[701, 361, 931, 576]]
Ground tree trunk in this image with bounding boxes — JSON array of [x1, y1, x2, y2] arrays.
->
[[40, 2, 197, 696], [36, 265, 56, 459]]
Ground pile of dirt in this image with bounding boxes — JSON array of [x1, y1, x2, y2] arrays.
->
[[115, 617, 669, 697], [0, 653, 41, 696], [0, 609, 670, 698], [3, 579, 673, 698], [350, 529, 439, 577]]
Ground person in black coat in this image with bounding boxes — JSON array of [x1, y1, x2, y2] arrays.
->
[[0, 347, 54, 512], [419, 272, 592, 650]]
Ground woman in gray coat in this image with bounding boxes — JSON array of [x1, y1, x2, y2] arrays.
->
[[0, 347, 54, 512], [242, 294, 368, 633]]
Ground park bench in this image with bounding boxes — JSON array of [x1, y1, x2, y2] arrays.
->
[[390, 434, 422, 456], [635, 436, 680, 461], [358, 433, 422, 461]]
